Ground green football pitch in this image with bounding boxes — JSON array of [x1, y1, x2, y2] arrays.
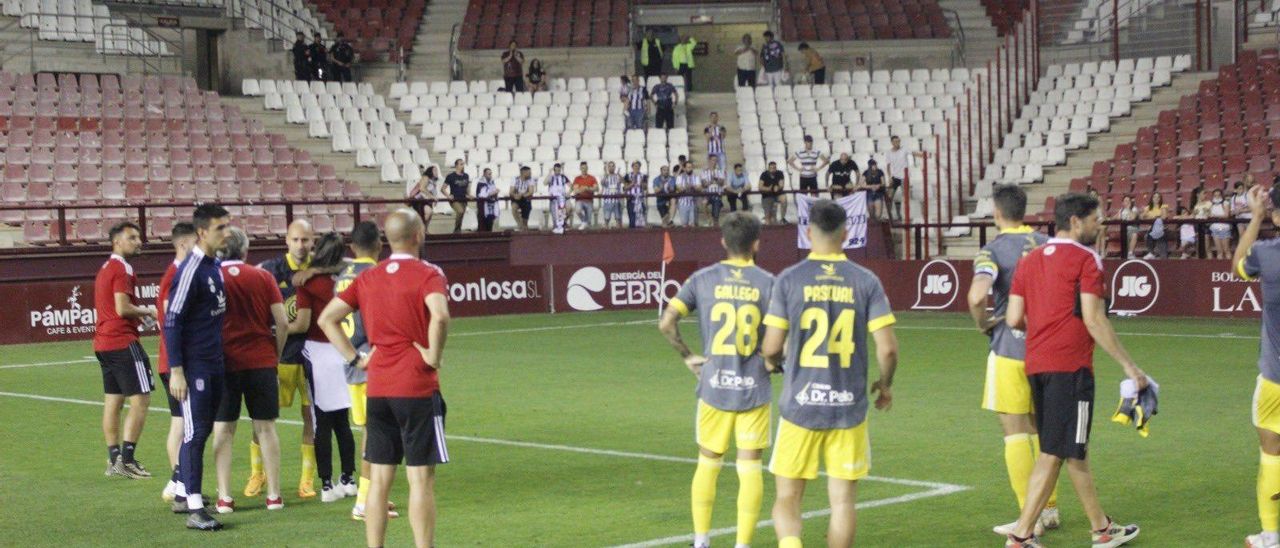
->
[[0, 310, 1264, 546]]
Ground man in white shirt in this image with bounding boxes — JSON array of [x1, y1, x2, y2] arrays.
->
[[788, 135, 829, 196], [884, 135, 923, 222], [734, 34, 758, 88]]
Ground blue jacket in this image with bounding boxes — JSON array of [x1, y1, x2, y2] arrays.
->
[[163, 245, 227, 373]]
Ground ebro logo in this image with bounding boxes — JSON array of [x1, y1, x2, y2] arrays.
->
[[912, 260, 959, 310], [566, 267, 607, 311], [1110, 259, 1160, 315]]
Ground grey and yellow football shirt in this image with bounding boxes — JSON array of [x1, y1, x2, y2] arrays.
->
[[670, 260, 775, 412], [973, 227, 1048, 360], [1239, 238, 1280, 384], [336, 257, 376, 385], [764, 253, 895, 430]]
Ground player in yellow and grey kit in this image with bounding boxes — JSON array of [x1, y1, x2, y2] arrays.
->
[[762, 199, 898, 548], [660, 212, 773, 548], [966, 184, 1060, 537]]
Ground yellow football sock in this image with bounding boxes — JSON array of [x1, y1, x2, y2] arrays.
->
[[249, 441, 263, 476], [691, 455, 722, 535], [357, 476, 370, 506], [1029, 434, 1058, 508], [1004, 433, 1034, 509], [1260, 450, 1280, 531], [736, 459, 763, 546], [301, 443, 316, 481], [779, 536, 803, 548]]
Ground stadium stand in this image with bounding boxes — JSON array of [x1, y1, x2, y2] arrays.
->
[[970, 55, 1191, 218], [243, 78, 427, 186], [0, 72, 366, 245], [778, 0, 953, 41], [233, 0, 327, 44], [1, 0, 172, 55], [459, 0, 629, 49], [1059, 49, 1279, 251], [306, 0, 424, 62], [980, 0, 1084, 41]]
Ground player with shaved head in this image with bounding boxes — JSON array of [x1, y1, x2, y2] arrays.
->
[[253, 219, 319, 499], [319, 209, 452, 548]]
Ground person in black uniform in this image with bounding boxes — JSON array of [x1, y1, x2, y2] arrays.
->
[[308, 32, 329, 82], [862, 159, 886, 220], [291, 32, 309, 81], [331, 33, 355, 83], [827, 152, 860, 198], [444, 159, 473, 233]]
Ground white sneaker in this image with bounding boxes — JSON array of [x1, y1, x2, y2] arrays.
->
[[1040, 507, 1061, 530], [340, 477, 358, 497], [161, 480, 177, 502], [993, 519, 1044, 537], [1247, 532, 1280, 548], [321, 484, 343, 503], [552, 227, 564, 234]]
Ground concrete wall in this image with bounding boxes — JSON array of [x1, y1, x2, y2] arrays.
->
[[458, 47, 632, 81], [217, 27, 291, 95]]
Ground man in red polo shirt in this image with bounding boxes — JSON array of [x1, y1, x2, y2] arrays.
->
[[318, 208, 450, 548], [158, 222, 197, 502], [94, 220, 158, 480], [210, 227, 289, 513], [1004, 193, 1149, 548]]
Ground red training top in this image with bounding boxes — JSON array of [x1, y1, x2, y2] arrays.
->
[[93, 254, 140, 352], [338, 254, 448, 398], [573, 174, 597, 202], [156, 261, 178, 374], [221, 261, 285, 371], [296, 273, 336, 343], [1010, 237, 1105, 375]]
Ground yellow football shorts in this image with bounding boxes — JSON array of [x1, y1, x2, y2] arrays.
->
[[277, 363, 311, 408], [982, 352, 1032, 415], [1254, 375, 1280, 434], [695, 400, 771, 455], [349, 383, 368, 426], [769, 419, 870, 481]]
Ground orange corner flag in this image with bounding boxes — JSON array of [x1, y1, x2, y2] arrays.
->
[[662, 231, 675, 264]]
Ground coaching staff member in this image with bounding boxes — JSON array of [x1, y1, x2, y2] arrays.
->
[[319, 208, 451, 548], [1003, 193, 1147, 547], [165, 204, 231, 531]]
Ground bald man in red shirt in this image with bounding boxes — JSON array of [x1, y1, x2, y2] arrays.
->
[[319, 209, 451, 548]]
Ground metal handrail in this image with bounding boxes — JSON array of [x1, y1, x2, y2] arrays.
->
[[449, 22, 462, 81], [942, 8, 966, 67], [99, 22, 184, 76], [225, 0, 321, 47]]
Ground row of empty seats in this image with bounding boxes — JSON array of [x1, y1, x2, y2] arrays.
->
[[308, 0, 423, 62], [1, 0, 172, 55], [234, 0, 326, 47], [779, 0, 952, 41], [460, 0, 628, 49]]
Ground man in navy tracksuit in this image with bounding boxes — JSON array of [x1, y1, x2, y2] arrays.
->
[[164, 204, 231, 531]]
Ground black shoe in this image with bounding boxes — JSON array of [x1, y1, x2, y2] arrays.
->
[[186, 508, 223, 531], [119, 460, 152, 479], [172, 497, 191, 514]]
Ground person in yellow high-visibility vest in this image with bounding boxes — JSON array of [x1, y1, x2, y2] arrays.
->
[[638, 28, 663, 78], [672, 36, 697, 92]]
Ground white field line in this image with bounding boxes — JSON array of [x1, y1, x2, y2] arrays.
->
[[610, 482, 969, 548]]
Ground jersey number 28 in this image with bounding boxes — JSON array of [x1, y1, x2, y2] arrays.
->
[[710, 302, 762, 356]]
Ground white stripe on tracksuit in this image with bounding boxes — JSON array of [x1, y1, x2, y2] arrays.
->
[[1076, 401, 1090, 444], [434, 415, 449, 463], [128, 343, 149, 393]]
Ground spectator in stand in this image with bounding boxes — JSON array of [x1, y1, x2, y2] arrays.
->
[[624, 76, 649, 131], [638, 29, 664, 78], [727, 163, 751, 213], [760, 31, 787, 86], [759, 161, 785, 224], [572, 162, 598, 230], [510, 166, 537, 231], [827, 152, 859, 198], [1234, 177, 1258, 224], [884, 135, 923, 221], [653, 165, 677, 227], [1175, 205, 1197, 259], [672, 155, 689, 176], [702, 154, 726, 225], [501, 41, 526, 92], [600, 161, 625, 229], [862, 159, 886, 220], [444, 159, 472, 234], [1117, 194, 1141, 258], [475, 168, 499, 232], [625, 161, 648, 228], [789, 135, 829, 196], [798, 42, 825, 85], [544, 163, 570, 234], [526, 59, 547, 93], [675, 160, 701, 226], [734, 34, 758, 88], [406, 165, 440, 228], [1142, 192, 1170, 259], [292, 32, 309, 81], [1209, 188, 1232, 259], [703, 112, 727, 171], [309, 32, 329, 81], [330, 33, 355, 83], [651, 74, 678, 131], [1088, 188, 1107, 255], [672, 36, 697, 92]]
